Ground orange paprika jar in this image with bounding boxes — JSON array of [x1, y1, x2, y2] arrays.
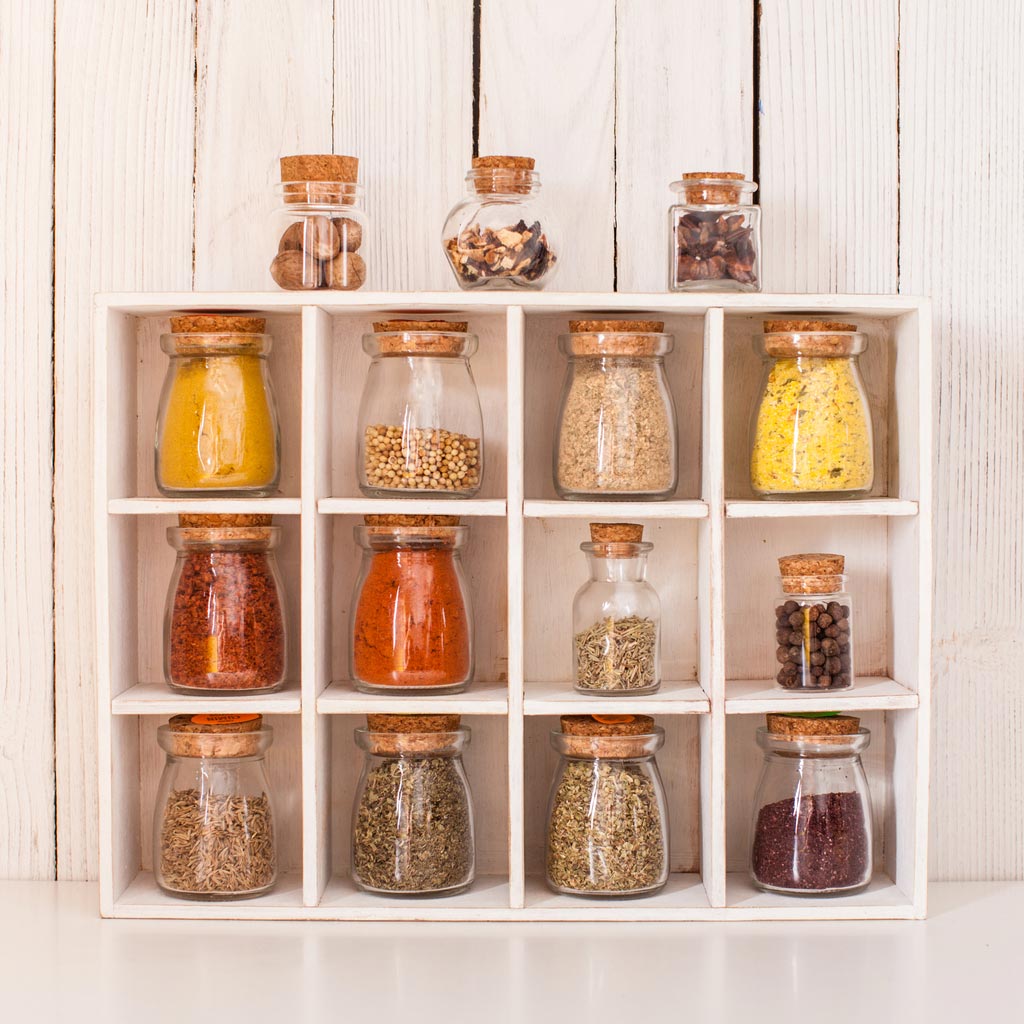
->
[[350, 515, 473, 693]]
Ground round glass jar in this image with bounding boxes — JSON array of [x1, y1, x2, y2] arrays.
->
[[668, 172, 760, 292], [350, 516, 473, 693], [155, 314, 280, 496], [546, 715, 670, 897], [553, 319, 677, 499], [357, 320, 484, 497], [269, 154, 366, 291], [573, 523, 661, 695], [442, 155, 558, 290], [351, 714, 475, 897], [751, 713, 873, 896], [154, 713, 278, 901], [750, 319, 874, 498], [164, 515, 287, 695]]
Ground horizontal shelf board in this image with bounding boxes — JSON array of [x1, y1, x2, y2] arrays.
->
[[318, 875, 512, 917], [524, 679, 710, 714], [318, 497, 506, 517], [317, 680, 509, 715], [726, 873, 916, 919], [523, 873, 712, 918], [525, 499, 708, 520], [725, 676, 919, 714], [112, 681, 302, 715], [108, 497, 302, 516], [726, 499, 919, 519], [114, 871, 305, 919]]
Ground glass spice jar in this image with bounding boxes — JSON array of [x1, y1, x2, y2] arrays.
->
[[155, 314, 281, 496], [751, 713, 874, 896], [350, 515, 473, 693], [773, 553, 854, 691], [554, 319, 677, 499], [154, 713, 278, 901], [357, 320, 484, 497], [573, 523, 661, 695], [442, 155, 558, 290], [546, 714, 670, 897], [750, 319, 874, 498], [269, 153, 367, 291], [668, 171, 761, 291], [164, 514, 287, 694], [352, 714, 475, 897]]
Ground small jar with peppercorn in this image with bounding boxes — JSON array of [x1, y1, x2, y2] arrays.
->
[[269, 154, 366, 290], [442, 155, 558, 289], [773, 553, 854, 691], [668, 172, 760, 291]]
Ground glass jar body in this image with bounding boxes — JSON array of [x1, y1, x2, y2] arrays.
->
[[773, 583, 853, 691], [164, 529, 287, 694], [669, 202, 761, 292], [750, 729, 873, 895]]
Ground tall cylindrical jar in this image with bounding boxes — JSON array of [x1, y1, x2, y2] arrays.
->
[[751, 713, 874, 896], [153, 713, 278, 901], [442, 155, 558, 289], [269, 154, 367, 290], [155, 314, 280, 496], [554, 319, 677, 499], [357, 320, 484, 497], [573, 523, 661, 695]]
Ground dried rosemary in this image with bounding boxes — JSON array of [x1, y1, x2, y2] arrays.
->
[[574, 614, 658, 691]]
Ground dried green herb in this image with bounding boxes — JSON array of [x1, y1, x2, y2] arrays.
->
[[353, 756, 474, 894], [574, 614, 658, 691]]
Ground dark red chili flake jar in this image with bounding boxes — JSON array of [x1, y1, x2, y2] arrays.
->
[[164, 514, 287, 694]]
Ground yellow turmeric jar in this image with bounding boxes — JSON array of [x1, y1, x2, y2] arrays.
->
[[750, 319, 874, 498], [155, 314, 280, 496]]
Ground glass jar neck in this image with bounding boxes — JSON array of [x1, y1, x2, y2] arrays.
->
[[465, 168, 540, 197], [585, 552, 649, 582]]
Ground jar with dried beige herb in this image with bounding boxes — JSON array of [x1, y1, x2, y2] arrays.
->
[[546, 715, 669, 897], [153, 714, 277, 901], [572, 523, 661, 695], [554, 320, 677, 499]]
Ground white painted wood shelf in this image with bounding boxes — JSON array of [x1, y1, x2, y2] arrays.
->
[[94, 290, 931, 921]]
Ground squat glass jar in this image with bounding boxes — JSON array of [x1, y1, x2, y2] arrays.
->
[[546, 715, 669, 897], [357, 320, 483, 497], [750, 319, 874, 498], [352, 714, 475, 897], [573, 523, 661, 695], [442, 155, 558, 289], [155, 314, 280, 497], [554, 320, 677, 499], [751, 714, 873, 896], [668, 172, 760, 291], [154, 713, 278, 901]]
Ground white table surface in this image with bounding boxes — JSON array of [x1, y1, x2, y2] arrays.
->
[[0, 881, 1015, 1022]]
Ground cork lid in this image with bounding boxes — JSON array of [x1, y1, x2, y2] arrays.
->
[[164, 713, 267, 758], [177, 514, 273, 528], [470, 154, 536, 194], [766, 712, 861, 738], [778, 552, 845, 594], [586, 522, 648, 558], [763, 319, 861, 357], [280, 154, 358, 182], [372, 318, 470, 356], [681, 171, 749, 204], [167, 313, 267, 354], [559, 714, 659, 758], [366, 713, 462, 733], [363, 713, 465, 755], [566, 318, 667, 356], [171, 514, 277, 544], [363, 514, 460, 528], [361, 513, 462, 545]]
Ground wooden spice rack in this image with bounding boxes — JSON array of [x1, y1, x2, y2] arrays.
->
[[94, 290, 931, 921]]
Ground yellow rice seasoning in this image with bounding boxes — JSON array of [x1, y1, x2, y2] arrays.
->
[[750, 320, 874, 497]]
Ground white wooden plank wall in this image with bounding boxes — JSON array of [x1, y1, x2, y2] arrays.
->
[[1, 1, 1020, 880]]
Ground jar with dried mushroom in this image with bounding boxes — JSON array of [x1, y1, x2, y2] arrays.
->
[[357, 320, 483, 497], [573, 523, 661, 695], [554, 320, 677, 499], [269, 154, 366, 290], [154, 714, 278, 901], [442, 155, 558, 289], [668, 172, 761, 291]]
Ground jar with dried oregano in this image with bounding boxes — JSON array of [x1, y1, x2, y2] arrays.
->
[[351, 714, 475, 897], [554, 320, 677, 499], [546, 715, 669, 897], [154, 714, 277, 901], [573, 523, 661, 695]]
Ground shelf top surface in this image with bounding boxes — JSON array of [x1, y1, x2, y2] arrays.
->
[[725, 676, 919, 712], [112, 681, 302, 715]]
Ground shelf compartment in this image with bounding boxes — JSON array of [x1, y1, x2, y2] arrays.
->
[[317, 680, 509, 714], [318, 874, 511, 917], [725, 676, 918, 714], [725, 872, 916, 919], [523, 873, 710, 918], [524, 499, 708, 519], [113, 680, 302, 715], [113, 871, 305, 919], [524, 678, 709, 715], [726, 499, 918, 519], [319, 497, 506, 517]]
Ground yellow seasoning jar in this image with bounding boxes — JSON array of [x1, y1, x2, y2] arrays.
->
[[155, 314, 281, 496], [750, 319, 874, 498]]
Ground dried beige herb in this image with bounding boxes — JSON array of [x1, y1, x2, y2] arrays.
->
[[574, 615, 658, 691]]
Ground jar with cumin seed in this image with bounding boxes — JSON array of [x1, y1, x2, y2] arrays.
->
[[546, 715, 669, 897], [352, 714, 475, 897], [554, 320, 677, 499], [154, 713, 278, 901]]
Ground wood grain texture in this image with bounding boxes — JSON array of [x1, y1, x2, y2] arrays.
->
[[899, 0, 1024, 880]]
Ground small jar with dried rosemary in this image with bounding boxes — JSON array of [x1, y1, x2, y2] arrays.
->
[[546, 715, 670, 897], [351, 714, 475, 897], [153, 714, 277, 901]]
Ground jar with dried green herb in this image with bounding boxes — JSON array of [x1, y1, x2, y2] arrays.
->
[[153, 713, 277, 901], [351, 714, 475, 897], [546, 714, 669, 897], [572, 523, 661, 695]]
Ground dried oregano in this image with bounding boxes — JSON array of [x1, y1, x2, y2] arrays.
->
[[574, 614, 658, 691]]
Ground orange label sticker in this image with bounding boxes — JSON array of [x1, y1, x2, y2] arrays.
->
[[591, 714, 635, 725], [191, 714, 260, 726]]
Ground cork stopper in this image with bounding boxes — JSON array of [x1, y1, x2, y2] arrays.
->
[[177, 514, 273, 528], [567, 318, 667, 356], [170, 314, 266, 334], [470, 154, 536, 194], [372, 319, 470, 356], [280, 154, 359, 205], [763, 319, 860, 358], [559, 714, 658, 758], [681, 171, 747, 204], [171, 514, 276, 544], [779, 552, 845, 595], [165, 713, 266, 758], [363, 514, 460, 528], [766, 712, 861, 738], [362, 513, 461, 544], [363, 713, 464, 755], [589, 522, 644, 544]]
